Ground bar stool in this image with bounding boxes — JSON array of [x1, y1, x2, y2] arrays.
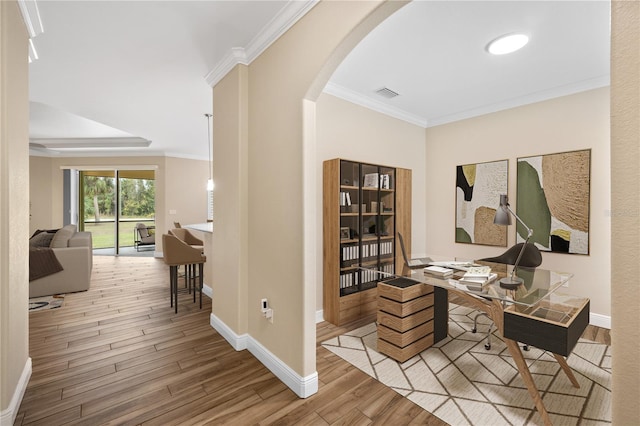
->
[[169, 228, 204, 291], [162, 234, 206, 313]]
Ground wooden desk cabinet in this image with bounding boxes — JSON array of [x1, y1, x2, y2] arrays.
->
[[377, 277, 448, 362], [504, 293, 590, 357]]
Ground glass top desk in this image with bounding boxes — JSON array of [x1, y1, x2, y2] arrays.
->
[[402, 261, 573, 308], [372, 261, 586, 426]]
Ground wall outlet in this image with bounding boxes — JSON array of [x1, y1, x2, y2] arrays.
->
[[261, 298, 268, 312], [169, 209, 177, 215]]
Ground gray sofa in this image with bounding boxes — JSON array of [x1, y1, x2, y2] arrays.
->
[[29, 225, 93, 298]]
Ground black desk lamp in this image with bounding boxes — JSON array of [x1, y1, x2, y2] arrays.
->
[[494, 194, 534, 289]]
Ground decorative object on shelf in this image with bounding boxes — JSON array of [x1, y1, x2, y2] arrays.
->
[[493, 194, 535, 288], [517, 149, 591, 254], [340, 227, 350, 240], [456, 159, 508, 246]]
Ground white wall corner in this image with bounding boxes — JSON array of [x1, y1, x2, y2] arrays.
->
[[590, 312, 611, 330], [247, 336, 318, 398], [209, 313, 248, 351], [0, 357, 32, 425], [315, 309, 324, 324]]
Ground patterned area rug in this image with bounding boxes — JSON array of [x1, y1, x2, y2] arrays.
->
[[322, 303, 611, 426], [29, 294, 65, 311]]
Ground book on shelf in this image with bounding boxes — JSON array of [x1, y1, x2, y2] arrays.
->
[[340, 191, 352, 206], [379, 174, 390, 189], [423, 265, 453, 277]]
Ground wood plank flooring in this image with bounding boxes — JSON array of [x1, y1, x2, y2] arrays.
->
[[16, 256, 446, 426]]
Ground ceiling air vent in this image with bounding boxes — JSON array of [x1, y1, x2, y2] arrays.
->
[[375, 87, 400, 99]]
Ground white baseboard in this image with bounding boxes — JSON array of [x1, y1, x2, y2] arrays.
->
[[202, 284, 212, 299], [154, 251, 163, 258], [590, 312, 611, 329], [247, 336, 318, 398], [0, 357, 32, 425], [210, 313, 248, 351], [209, 315, 318, 398], [315, 309, 324, 324]]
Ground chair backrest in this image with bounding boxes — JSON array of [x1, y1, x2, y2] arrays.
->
[[173, 221, 181, 228], [479, 243, 542, 268], [169, 228, 203, 246], [162, 234, 205, 266], [397, 232, 410, 265], [136, 223, 149, 238]]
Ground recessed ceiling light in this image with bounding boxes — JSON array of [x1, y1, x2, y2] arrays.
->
[[486, 33, 529, 55]]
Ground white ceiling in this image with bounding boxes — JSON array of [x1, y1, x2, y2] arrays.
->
[[27, 0, 610, 158]]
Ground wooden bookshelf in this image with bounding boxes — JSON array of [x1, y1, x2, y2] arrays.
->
[[323, 158, 411, 326]]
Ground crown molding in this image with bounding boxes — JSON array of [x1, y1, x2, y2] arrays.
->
[[323, 82, 429, 128], [204, 48, 248, 86], [324, 75, 610, 130], [427, 75, 611, 127], [205, 0, 318, 87], [17, 0, 44, 38]]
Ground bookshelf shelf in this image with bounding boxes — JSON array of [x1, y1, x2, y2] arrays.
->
[[323, 158, 412, 326]]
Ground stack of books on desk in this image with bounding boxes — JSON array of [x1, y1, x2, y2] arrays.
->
[[423, 265, 454, 278], [458, 266, 497, 287]]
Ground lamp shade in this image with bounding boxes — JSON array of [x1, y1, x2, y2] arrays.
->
[[493, 207, 512, 225], [494, 194, 512, 225]]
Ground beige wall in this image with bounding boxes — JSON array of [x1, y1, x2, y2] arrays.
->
[[212, 0, 405, 379], [315, 92, 427, 311], [0, 0, 30, 418], [29, 156, 54, 232], [28, 155, 209, 253], [611, 1, 640, 422], [164, 156, 210, 235], [211, 64, 249, 333], [425, 88, 611, 318]]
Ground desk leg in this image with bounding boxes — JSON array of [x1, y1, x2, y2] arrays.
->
[[505, 339, 552, 426], [553, 353, 580, 388], [453, 291, 554, 426]]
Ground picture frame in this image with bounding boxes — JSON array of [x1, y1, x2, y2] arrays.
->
[[340, 227, 350, 240], [517, 149, 591, 255], [455, 159, 508, 246]]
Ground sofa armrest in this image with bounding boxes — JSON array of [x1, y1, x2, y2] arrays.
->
[[29, 246, 92, 298]]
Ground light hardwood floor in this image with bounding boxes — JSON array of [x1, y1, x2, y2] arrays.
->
[[17, 256, 445, 425], [18, 257, 610, 425]]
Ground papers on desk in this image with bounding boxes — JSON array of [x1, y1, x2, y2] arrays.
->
[[428, 261, 479, 271], [423, 265, 454, 277]]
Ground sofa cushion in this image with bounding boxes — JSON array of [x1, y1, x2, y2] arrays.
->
[[29, 232, 55, 248], [50, 224, 77, 248], [31, 228, 60, 238]]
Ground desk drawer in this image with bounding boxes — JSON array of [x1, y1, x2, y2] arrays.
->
[[504, 294, 589, 357]]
